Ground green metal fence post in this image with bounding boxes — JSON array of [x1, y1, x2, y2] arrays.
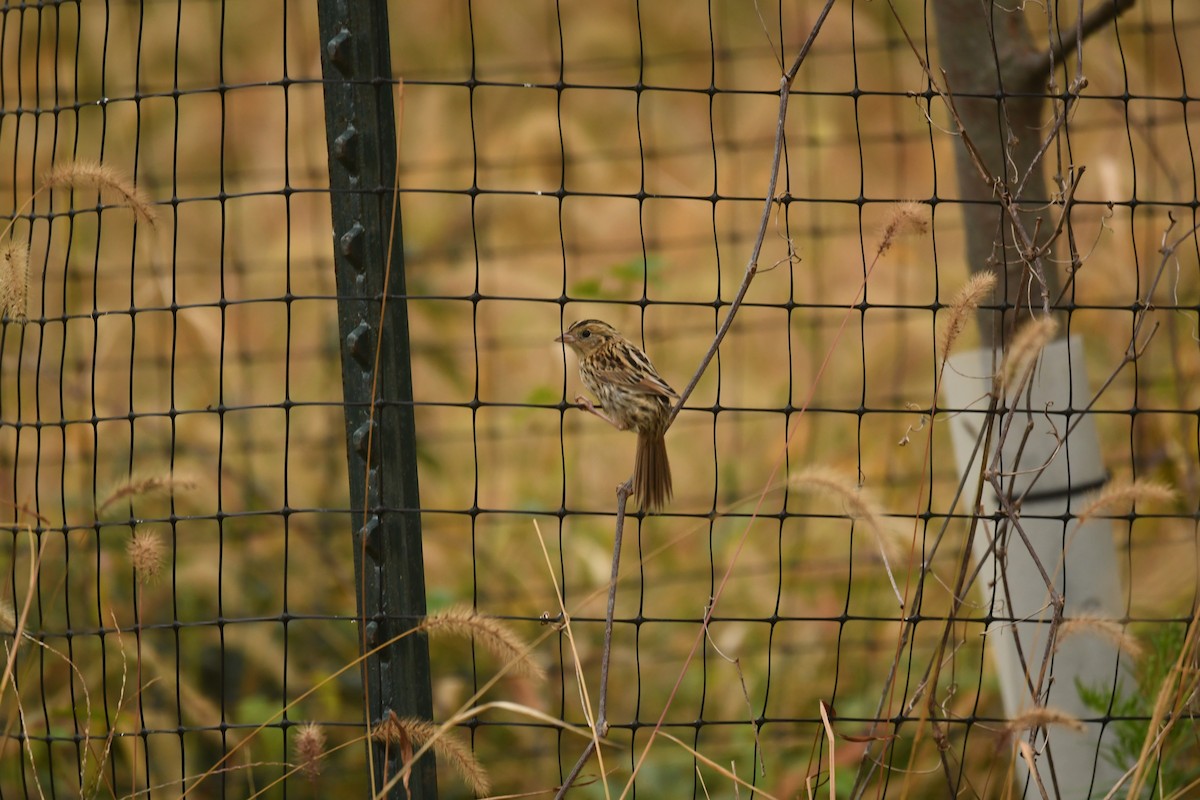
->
[[316, 1, 437, 796]]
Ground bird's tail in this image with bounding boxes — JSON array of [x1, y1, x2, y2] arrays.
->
[[634, 432, 672, 511]]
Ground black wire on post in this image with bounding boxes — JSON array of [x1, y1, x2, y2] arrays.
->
[[316, 1, 437, 797]]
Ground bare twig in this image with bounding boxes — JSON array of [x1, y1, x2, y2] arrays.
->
[[1014, 71, 1087, 202], [1131, 215, 1200, 356], [185, 596, 567, 798], [890, 2, 1057, 314], [556, 4, 843, 798], [0, 525, 48, 703], [853, 4, 1167, 796], [848, 389, 1000, 799], [596, 480, 630, 737], [1018, 740, 1053, 800], [665, 0, 837, 428], [704, 621, 766, 777], [941, 78, 1052, 313], [1041, 0, 1136, 70], [866, 212, 1191, 799], [556, 739, 599, 800], [818, 700, 837, 800], [554, 479, 631, 800]]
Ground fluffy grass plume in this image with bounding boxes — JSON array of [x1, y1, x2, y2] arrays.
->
[[41, 160, 157, 227], [1055, 616, 1143, 660], [374, 714, 490, 795], [1005, 706, 1085, 734], [939, 271, 997, 361], [789, 466, 907, 559], [127, 530, 165, 585], [999, 316, 1058, 389], [97, 472, 198, 516], [0, 239, 29, 323], [293, 722, 326, 784], [0, 599, 14, 633], [422, 604, 545, 679], [1075, 477, 1176, 525], [875, 201, 929, 259]]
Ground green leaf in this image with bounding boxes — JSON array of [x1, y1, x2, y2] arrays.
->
[[610, 255, 664, 286], [569, 278, 603, 298], [524, 384, 558, 406]]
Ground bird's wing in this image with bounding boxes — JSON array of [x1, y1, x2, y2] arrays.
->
[[596, 346, 679, 399]]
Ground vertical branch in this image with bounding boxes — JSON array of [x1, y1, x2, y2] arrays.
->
[[555, 3, 840, 796], [928, 0, 1059, 346], [857, 4, 1143, 796]]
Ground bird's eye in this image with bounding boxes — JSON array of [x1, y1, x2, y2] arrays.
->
[[581, 330, 591, 339]]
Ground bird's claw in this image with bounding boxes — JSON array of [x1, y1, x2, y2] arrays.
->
[[571, 394, 626, 431]]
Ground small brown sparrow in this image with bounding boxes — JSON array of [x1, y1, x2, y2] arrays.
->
[[556, 319, 677, 511]]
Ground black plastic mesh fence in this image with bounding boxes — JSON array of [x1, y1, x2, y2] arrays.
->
[[2, 1, 1199, 798]]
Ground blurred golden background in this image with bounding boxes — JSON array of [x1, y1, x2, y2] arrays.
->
[[1, 1, 1198, 797]]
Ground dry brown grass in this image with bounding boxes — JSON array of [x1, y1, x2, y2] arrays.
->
[[939, 270, 997, 362], [96, 473, 199, 516], [373, 713, 491, 796], [294, 722, 327, 784], [422, 604, 546, 680], [999, 316, 1059, 389], [873, 200, 929, 260], [1055, 616, 1143, 660], [41, 160, 157, 228], [126, 529, 166, 584], [0, 240, 28, 323], [1075, 476, 1177, 525], [1005, 705, 1086, 734], [2, 0, 1199, 796], [789, 465, 908, 559]]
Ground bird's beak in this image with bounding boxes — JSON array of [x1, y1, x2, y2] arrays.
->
[[555, 333, 575, 344]]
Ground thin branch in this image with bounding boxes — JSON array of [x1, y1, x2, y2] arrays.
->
[[1028, 166, 1085, 262], [1014, 80, 1086, 200], [559, 37, 844, 800], [665, 0, 837, 429], [704, 620, 766, 777], [1131, 215, 1200, 355], [579, 6, 841, 800], [863, 213, 1195, 796], [1041, 0, 1136, 71], [597, 481, 632, 738], [890, 2, 1058, 312], [556, 740, 598, 800], [940, 76, 1052, 312]]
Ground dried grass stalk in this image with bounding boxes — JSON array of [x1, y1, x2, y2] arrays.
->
[[1075, 477, 1176, 525], [999, 316, 1058, 389], [875, 201, 929, 259], [939, 271, 997, 360], [423, 604, 545, 679], [1005, 706, 1085, 734], [1055, 616, 1143, 660], [789, 466, 910, 616], [0, 599, 14, 633], [97, 473, 198, 516], [42, 160, 157, 227], [789, 466, 904, 553], [293, 722, 326, 784], [374, 714, 490, 795], [0, 239, 29, 323], [126, 530, 165, 585]]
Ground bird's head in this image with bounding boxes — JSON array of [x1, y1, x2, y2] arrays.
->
[[555, 319, 620, 356]]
